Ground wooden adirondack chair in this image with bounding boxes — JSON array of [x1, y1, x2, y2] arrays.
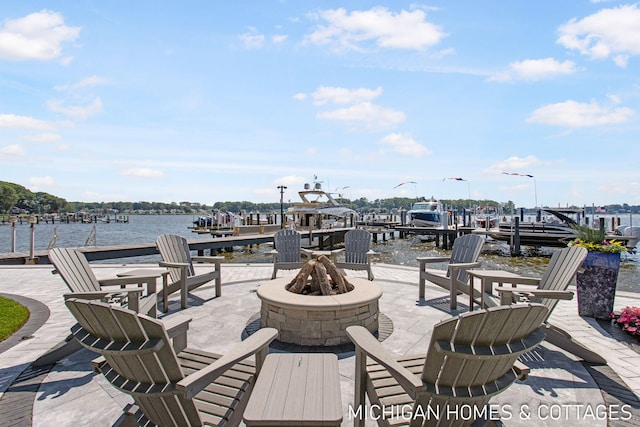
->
[[417, 233, 484, 309], [332, 229, 377, 280], [347, 303, 549, 427], [475, 246, 603, 364], [156, 234, 223, 312], [269, 229, 312, 279], [49, 247, 158, 318], [65, 298, 278, 427]]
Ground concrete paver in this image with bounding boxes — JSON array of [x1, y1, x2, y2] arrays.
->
[[0, 263, 640, 426]]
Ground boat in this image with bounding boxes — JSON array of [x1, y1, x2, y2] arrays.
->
[[286, 181, 356, 229], [406, 197, 444, 228], [474, 205, 500, 229], [613, 225, 640, 250], [484, 208, 583, 247]]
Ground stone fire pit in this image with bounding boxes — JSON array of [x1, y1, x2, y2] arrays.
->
[[257, 272, 382, 346]]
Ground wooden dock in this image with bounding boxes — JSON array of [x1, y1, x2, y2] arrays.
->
[[0, 228, 358, 265], [393, 226, 475, 249]]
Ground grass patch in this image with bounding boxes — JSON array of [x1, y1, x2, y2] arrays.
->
[[0, 296, 30, 342]]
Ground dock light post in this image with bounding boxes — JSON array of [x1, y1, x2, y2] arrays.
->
[[27, 215, 39, 264], [9, 215, 17, 252], [443, 177, 471, 206], [277, 185, 287, 229], [501, 172, 537, 209]]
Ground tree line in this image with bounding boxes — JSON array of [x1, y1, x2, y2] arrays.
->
[[2, 180, 639, 215]]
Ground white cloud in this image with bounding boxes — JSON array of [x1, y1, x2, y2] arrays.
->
[[490, 58, 577, 82], [310, 86, 382, 105], [317, 102, 405, 131], [22, 133, 61, 143], [0, 10, 80, 61], [272, 34, 288, 43], [54, 75, 109, 91], [121, 168, 165, 178], [527, 99, 634, 127], [306, 6, 446, 52], [487, 156, 543, 174], [0, 144, 26, 158], [274, 175, 308, 192], [379, 133, 430, 156], [29, 176, 55, 188], [557, 4, 640, 67], [293, 93, 307, 101], [0, 114, 55, 130], [46, 97, 103, 119], [240, 28, 265, 49]]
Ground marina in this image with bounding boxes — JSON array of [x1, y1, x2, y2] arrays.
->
[[1, 213, 639, 291]]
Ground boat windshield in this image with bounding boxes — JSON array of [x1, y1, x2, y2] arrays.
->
[[411, 202, 439, 211], [411, 212, 442, 222]]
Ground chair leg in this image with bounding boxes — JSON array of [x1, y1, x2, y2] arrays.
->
[[180, 275, 188, 309], [215, 276, 221, 297], [449, 277, 457, 309], [353, 348, 367, 427], [545, 324, 607, 364]]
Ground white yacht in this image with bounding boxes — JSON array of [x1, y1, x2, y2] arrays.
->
[[286, 181, 355, 229], [407, 197, 444, 228]]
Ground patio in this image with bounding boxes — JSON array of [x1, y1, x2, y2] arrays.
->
[[1, 262, 640, 426]]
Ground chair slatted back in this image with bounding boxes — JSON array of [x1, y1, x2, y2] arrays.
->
[[65, 298, 201, 426], [343, 229, 372, 264], [419, 304, 548, 417], [534, 246, 587, 314], [156, 234, 196, 284], [49, 247, 101, 293], [448, 234, 484, 283], [273, 229, 303, 263]]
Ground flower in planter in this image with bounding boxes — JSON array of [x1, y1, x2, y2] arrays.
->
[[568, 225, 627, 254], [612, 306, 640, 337]]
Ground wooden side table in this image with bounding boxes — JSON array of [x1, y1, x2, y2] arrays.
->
[[116, 268, 170, 310], [467, 269, 541, 310], [243, 353, 342, 427]]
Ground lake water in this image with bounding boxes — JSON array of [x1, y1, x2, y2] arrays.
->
[[1, 214, 638, 292]]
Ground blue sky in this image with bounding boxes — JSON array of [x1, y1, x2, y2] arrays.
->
[[1, 1, 639, 209]]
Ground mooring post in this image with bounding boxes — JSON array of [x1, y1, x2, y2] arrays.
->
[[511, 217, 521, 256]]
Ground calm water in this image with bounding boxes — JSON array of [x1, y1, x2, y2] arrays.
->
[[1, 214, 638, 292]]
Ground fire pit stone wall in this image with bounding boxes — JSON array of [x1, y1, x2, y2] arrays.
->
[[257, 278, 382, 346]]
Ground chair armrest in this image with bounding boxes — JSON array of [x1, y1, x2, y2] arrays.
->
[[331, 248, 345, 255], [417, 256, 451, 269], [98, 277, 150, 287], [524, 290, 573, 300], [158, 261, 190, 277], [191, 256, 224, 264], [163, 314, 192, 353], [491, 275, 541, 287], [496, 286, 573, 304], [300, 248, 313, 257], [176, 328, 278, 399], [266, 249, 278, 260], [447, 262, 481, 271], [346, 326, 423, 399], [513, 360, 531, 381], [511, 289, 574, 300], [91, 356, 107, 373], [63, 291, 111, 300], [164, 314, 192, 337], [95, 284, 145, 297]]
